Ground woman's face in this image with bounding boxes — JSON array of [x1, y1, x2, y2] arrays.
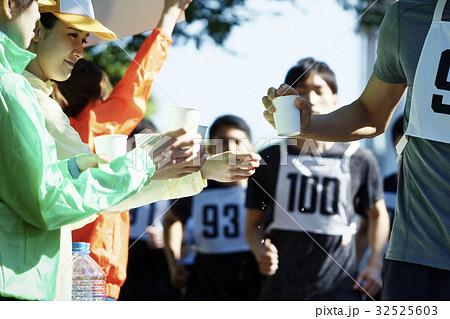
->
[[8, 0, 40, 48], [32, 19, 88, 81]]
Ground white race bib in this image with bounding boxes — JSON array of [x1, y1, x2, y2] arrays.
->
[[270, 141, 358, 236], [129, 200, 170, 240], [406, 0, 450, 144], [192, 186, 250, 254]]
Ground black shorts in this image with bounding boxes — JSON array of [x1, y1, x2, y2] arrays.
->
[[119, 240, 181, 301], [382, 259, 450, 300], [187, 251, 262, 301]]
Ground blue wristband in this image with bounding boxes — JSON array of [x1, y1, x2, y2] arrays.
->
[[68, 157, 81, 179]]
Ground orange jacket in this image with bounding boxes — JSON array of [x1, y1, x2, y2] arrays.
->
[[71, 28, 172, 299]]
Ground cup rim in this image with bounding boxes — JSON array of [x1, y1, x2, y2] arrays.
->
[[272, 95, 298, 103]]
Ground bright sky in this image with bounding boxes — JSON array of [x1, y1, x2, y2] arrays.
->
[[151, 0, 364, 133], [149, 0, 400, 176]]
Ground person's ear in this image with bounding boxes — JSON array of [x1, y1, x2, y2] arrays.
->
[[32, 21, 43, 42], [332, 93, 338, 106], [2, 0, 14, 19]]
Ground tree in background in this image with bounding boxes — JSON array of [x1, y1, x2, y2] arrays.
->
[[85, 0, 292, 85], [85, 0, 392, 113], [175, 0, 249, 48], [337, 0, 395, 31]]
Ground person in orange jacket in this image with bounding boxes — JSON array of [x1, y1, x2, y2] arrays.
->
[[56, 0, 195, 300], [53, 0, 260, 300]]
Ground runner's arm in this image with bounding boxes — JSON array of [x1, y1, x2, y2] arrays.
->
[[354, 199, 390, 297], [163, 210, 189, 287], [264, 74, 407, 142], [245, 208, 278, 276]]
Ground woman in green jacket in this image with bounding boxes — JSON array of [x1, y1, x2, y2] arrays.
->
[[0, 0, 159, 301]]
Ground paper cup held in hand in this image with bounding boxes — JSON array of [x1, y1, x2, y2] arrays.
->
[[93, 134, 128, 168], [272, 96, 301, 136], [167, 106, 201, 132]]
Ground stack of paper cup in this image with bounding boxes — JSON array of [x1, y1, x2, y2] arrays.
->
[[272, 95, 301, 136], [167, 106, 201, 132], [93, 134, 128, 168]]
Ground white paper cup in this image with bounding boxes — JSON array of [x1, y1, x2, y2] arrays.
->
[[272, 95, 301, 136], [167, 106, 201, 132], [93, 134, 128, 168]]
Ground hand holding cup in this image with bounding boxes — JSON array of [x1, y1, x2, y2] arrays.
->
[[140, 125, 206, 180], [201, 151, 261, 183], [262, 84, 312, 135], [93, 134, 128, 168]]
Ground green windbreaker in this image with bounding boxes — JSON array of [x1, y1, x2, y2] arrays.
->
[[0, 31, 154, 300]]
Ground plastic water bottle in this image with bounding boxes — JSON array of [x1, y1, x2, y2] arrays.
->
[[72, 242, 106, 301]]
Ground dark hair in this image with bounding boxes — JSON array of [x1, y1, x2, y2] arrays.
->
[[284, 57, 338, 94], [52, 59, 112, 118], [209, 115, 252, 140], [13, 0, 35, 15], [39, 12, 59, 29], [391, 116, 404, 145]]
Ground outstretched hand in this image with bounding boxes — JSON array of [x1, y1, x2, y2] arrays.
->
[[262, 84, 312, 133], [143, 126, 207, 181], [201, 151, 261, 182]]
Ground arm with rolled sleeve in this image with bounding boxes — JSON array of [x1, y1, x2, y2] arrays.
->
[[106, 171, 207, 212]]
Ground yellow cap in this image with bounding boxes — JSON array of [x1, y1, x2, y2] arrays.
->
[[40, 0, 116, 41], [38, 0, 57, 6]]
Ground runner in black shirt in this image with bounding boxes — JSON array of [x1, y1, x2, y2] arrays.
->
[[246, 58, 389, 300]]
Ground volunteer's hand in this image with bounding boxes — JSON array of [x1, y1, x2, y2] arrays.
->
[[201, 151, 261, 182], [262, 84, 312, 133], [75, 154, 110, 172], [258, 238, 279, 276], [144, 126, 206, 180]]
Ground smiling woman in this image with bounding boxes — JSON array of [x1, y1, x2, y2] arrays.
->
[[20, 0, 120, 301], [18, 0, 210, 302], [27, 15, 90, 81], [27, 0, 116, 82]]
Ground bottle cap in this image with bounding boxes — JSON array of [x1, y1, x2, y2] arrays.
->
[[72, 242, 89, 253]]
